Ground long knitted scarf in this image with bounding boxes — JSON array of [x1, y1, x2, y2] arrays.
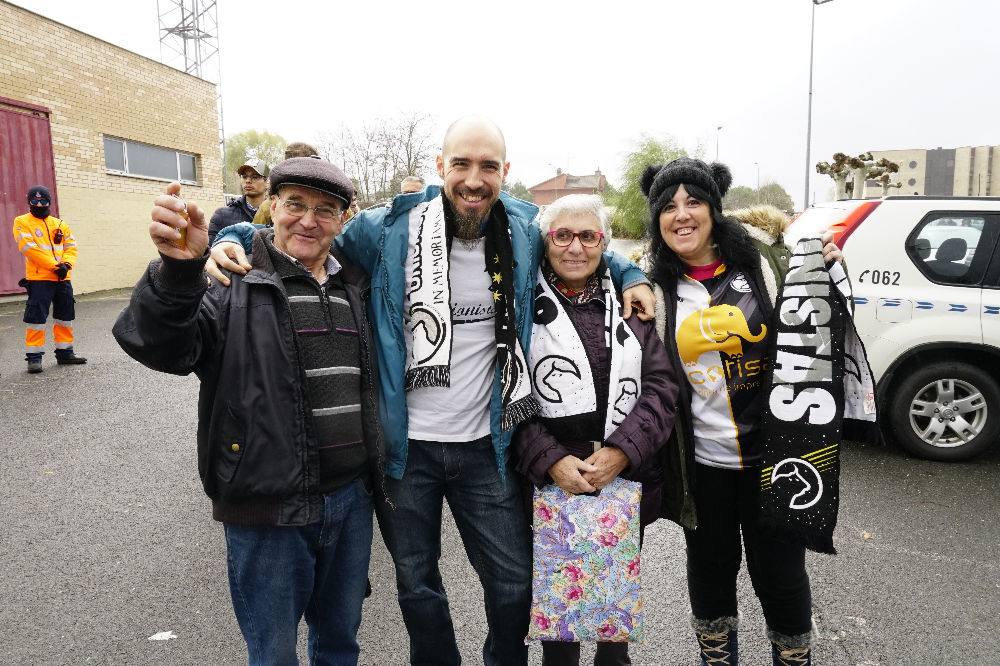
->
[[404, 195, 537, 431], [529, 268, 642, 438], [758, 236, 877, 554]]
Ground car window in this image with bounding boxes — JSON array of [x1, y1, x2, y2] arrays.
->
[[906, 212, 999, 286]]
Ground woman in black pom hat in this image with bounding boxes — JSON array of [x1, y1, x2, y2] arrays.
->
[[639, 157, 869, 666]]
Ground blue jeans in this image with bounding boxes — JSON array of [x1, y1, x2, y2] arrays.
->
[[376, 437, 532, 666], [224, 478, 374, 666]]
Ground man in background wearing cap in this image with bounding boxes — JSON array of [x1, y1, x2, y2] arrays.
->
[[113, 157, 384, 664], [12, 185, 87, 373], [207, 156, 269, 245]]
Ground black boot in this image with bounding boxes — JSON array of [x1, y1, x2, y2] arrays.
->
[[697, 630, 738, 665], [771, 642, 811, 665], [27, 358, 43, 374], [56, 352, 87, 365]]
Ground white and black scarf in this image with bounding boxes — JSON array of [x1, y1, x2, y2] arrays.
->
[[403, 195, 537, 431], [529, 269, 643, 437], [758, 236, 878, 554]]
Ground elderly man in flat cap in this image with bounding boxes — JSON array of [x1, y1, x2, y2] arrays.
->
[[113, 158, 383, 665]]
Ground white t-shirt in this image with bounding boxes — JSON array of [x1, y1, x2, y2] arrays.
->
[[406, 238, 495, 441]]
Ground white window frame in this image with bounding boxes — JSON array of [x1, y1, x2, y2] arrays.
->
[[103, 136, 199, 185]]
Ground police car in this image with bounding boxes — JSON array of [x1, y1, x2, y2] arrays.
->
[[786, 196, 1000, 461]]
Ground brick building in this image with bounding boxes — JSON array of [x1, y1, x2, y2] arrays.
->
[[0, 0, 222, 297], [528, 169, 607, 206]]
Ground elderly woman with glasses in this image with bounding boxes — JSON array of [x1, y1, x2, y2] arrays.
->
[[514, 194, 678, 666]]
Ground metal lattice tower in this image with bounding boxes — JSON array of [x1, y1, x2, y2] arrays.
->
[[157, 0, 219, 79], [157, 0, 225, 168]]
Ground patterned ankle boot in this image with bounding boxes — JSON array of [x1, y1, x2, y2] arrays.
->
[[697, 630, 738, 665], [771, 642, 811, 666]]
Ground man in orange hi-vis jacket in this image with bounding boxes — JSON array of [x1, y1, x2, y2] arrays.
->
[[13, 185, 87, 374]]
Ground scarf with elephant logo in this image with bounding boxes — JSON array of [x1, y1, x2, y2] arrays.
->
[[403, 194, 537, 431], [758, 236, 877, 554], [528, 266, 642, 438]]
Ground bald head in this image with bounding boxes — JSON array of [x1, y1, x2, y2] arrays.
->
[[436, 116, 510, 238], [441, 116, 507, 162]]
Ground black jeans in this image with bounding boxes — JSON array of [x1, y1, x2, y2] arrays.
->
[[683, 463, 812, 638]]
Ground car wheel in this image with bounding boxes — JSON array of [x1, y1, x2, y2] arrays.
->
[[888, 361, 1000, 461]]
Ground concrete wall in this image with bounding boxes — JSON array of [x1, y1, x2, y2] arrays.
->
[[866, 146, 1000, 199], [866, 149, 927, 197], [0, 1, 223, 294]]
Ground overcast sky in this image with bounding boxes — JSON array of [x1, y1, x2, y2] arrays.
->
[[10, 0, 1000, 208]]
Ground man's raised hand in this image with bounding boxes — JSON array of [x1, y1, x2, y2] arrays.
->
[[150, 182, 207, 260]]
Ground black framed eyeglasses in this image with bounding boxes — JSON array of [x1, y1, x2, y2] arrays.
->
[[279, 198, 342, 223], [547, 228, 605, 248]]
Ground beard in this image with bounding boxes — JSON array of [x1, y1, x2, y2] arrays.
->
[[448, 186, 495, 240], [453, 209, 484, 240]]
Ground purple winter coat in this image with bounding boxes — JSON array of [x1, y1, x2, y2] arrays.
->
[[514, 290, 679, 526]]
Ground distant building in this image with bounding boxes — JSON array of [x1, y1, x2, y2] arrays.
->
[[528, 169, 607, 206], [862, 145, 999, 198], [0, 0, 222, 297]]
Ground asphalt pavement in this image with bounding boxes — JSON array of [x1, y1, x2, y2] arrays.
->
[[1, 292, 997, 665]]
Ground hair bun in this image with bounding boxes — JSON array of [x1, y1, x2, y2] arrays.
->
[[710, 162, 733, 197], [640, 164, 661, 197]]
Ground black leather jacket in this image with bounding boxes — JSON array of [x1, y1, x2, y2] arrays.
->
[[113, 231, 385, 527]]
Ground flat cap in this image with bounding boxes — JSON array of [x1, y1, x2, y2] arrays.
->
[[269, 157, 354, 207]]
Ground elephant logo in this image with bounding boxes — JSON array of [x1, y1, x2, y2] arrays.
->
[[676, 305, 767, 365], [770, 458, 824, 510], [532, 355, 582, 404]]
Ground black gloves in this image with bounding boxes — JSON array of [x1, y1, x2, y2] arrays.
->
[[53, 262, 71, 280]]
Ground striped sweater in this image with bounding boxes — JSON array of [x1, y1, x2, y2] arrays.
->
[[266, 241, 367, 493]]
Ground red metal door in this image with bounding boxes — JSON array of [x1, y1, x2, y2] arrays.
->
[[0, 96, 59, 295]]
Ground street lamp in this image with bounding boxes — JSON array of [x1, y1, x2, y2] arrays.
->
[[804, 0, 834, 210], [754, 162, 760, 191], [716, 125, 723, 161]]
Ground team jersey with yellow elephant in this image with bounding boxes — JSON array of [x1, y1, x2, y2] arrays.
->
[[675, 263, 768, 469]]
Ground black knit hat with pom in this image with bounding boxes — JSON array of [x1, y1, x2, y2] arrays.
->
[[640, 157, 733, 221]]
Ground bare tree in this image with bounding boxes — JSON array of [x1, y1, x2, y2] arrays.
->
[[314, 113, 436, 207], [396, 112, 436, 177], [817, 152, 900, 200], [816, 153, 851, 200]]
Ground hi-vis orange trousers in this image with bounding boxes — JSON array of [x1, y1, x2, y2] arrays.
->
[[23, 280, 76, 360]]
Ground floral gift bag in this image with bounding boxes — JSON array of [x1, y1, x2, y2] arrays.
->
[[527, 477, 643, 643]]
